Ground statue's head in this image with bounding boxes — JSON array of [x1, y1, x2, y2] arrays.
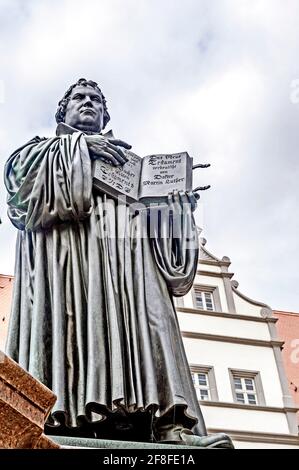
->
[[55, 78, 110, 133]]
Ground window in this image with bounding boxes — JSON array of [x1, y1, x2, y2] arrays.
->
[[194, 291, 214, 311], [193, 286, 222, 312], [192, 371, 211, 400], [233, 377, 257, 405], [190, 365, 219, 402], [229, 369, 266, 406]]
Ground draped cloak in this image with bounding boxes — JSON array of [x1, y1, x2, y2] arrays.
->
[[4, 125, 206, 436]]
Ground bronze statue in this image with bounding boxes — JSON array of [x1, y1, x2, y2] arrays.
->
[[4, 79, 233, 448]]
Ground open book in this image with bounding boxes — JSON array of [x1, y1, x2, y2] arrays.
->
[[92, 150, 193, 205]]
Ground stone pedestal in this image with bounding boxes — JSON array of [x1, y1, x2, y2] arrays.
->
[[0, 350, 59, 448], [50, 435, 198, 449]]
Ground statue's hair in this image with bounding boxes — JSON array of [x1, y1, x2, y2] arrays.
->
[[55, 78, 110, 129]]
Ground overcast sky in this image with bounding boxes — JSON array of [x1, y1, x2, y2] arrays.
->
[[0, 0, 298, 312]]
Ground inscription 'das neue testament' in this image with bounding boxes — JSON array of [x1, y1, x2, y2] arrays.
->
[[93, 151, 192, 202]]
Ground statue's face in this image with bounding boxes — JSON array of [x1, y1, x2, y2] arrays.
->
[[64, 85, 104, 133]]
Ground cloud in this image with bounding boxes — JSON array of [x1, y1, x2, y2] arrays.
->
[[0, 0, 298, 311]]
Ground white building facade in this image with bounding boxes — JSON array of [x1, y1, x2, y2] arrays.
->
[[176, 238, 299, 449]]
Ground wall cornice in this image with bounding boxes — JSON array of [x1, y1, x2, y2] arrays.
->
[[181, 331, 284, 348], [199, 259, 231, 268], [197, 270, 234, 279], [177, 307, 278, 324], [207, 428, 299, 445], [200, 400, 299, 413]]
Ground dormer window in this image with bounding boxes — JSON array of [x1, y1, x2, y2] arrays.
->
[[193, 286, 222, 312], [194, 291, 215, 311]]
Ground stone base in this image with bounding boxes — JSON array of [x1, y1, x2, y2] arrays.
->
[[0, 351, 58, 448], [50, 435, 198, 449]]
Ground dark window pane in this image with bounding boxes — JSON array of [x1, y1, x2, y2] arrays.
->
[[245, 379, 254, 390], [247, 394, 257, 404], [198, 374, 207, 386], [204, 293, 214, 310], [195, 292, 203, 308], [200, 389, 209, 400], [236, 393, 245, 403], [234, 378, 242, 389]]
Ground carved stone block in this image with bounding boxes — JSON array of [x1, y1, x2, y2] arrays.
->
[[0, 351, 59, 448]]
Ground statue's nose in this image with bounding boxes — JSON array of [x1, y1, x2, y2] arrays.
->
[[83, 96, 93, 106]]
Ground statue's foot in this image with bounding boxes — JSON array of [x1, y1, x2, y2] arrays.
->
[[155, 424, 234, 449]]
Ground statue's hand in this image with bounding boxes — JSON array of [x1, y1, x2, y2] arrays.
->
[[168, 190, 200, 213], [85, 135, 132, 166]]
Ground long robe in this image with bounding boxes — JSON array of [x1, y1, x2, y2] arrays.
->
[[4, 126, 206, 436]]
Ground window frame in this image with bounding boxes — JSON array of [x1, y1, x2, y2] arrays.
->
[[229, 369, 266, 406], [194, 291, 214, 311], [190, 365, 219, 402], [192, 285, 222, 312]]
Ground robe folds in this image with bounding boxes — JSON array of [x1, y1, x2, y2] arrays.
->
[[4, 126, 206, 436]]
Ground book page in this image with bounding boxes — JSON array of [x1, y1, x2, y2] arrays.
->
[[139, 152, 191, 199], [93, 150, 143, 201]]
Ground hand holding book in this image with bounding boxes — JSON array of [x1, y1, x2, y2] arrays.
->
[[167, 190, 199, 212], [85, 134, 131, 166], [90, 131, 211, 209]]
